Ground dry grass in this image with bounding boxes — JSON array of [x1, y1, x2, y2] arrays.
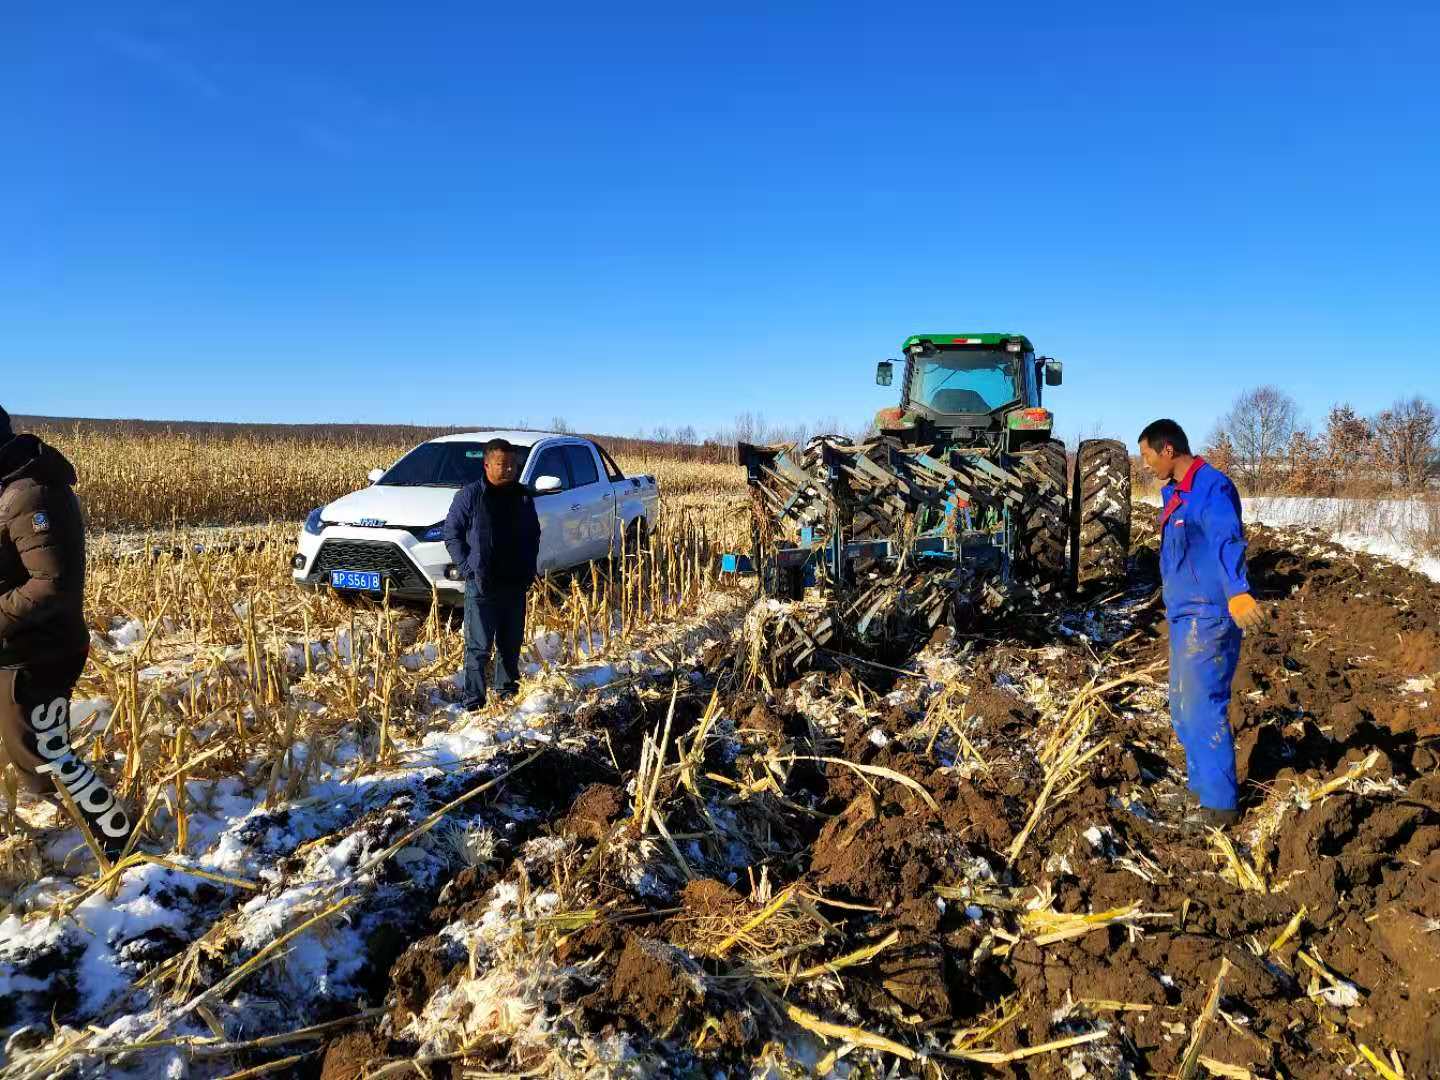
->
[[13, 423, 750, 844], [4, 438, 749, 873], [1418, 494, 1440, 557], [54, 504, 737, 852], [30, 426, 746, 531]]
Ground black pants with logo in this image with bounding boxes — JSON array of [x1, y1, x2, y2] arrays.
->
[[0, 653, 132, 854]]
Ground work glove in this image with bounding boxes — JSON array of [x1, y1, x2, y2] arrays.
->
[[1227, 592, 1267, 632]]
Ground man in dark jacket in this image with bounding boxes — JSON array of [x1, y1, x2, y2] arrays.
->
[[0, 407, 131, 856], [1139, 418, 1267, 830], [443, 438, 542, 709]]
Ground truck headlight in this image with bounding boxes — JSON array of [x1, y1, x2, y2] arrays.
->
[[304, 508, 326, 535]]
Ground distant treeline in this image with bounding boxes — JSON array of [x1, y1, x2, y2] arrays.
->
[[15, 415, 732, 464]]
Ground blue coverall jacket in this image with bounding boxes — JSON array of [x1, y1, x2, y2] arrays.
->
[[1159, 459, 1250, 811]]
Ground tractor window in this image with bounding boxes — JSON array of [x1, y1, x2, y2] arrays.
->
[[914, 350, 1019, 414]]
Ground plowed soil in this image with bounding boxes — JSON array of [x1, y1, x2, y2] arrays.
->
[[320, 521, 1439, 1078]]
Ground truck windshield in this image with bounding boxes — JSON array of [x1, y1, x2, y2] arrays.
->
[[379, 442, 532, 487], [914, 349, 1019, 414]]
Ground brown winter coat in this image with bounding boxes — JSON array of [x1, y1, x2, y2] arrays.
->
[[0, 435, 89, 668]]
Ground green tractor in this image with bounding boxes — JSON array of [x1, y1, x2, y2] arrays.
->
[[729, 331, 1131, 676], [873, 331, 1131, 594]]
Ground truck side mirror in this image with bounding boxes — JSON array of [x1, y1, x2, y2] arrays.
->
[[876, 360, 895, 386], [367, 468, 385, 484], [533, 475, 563, 494], [1043, 359, 1063, 387]]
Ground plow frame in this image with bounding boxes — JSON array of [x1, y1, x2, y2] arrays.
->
[[723, 439, 1023, 681]]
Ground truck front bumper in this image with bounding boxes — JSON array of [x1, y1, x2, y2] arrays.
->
[[292, 526, 466, 605]]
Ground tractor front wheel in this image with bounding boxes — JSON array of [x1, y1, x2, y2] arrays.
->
[[1070, 439, 1132, 594]]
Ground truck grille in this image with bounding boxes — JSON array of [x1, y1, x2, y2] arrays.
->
[[311, 539, 429, 592]]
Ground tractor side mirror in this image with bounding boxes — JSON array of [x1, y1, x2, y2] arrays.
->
[[876, 360, 895, 386], [1043, 359, 1063, 387]]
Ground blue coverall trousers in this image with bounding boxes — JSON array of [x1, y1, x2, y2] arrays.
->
[[1168, 615, 1242, 811], [462, 583, 527, 708]]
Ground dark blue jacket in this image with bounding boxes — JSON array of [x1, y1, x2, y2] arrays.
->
[[1159, 460, 1250, 621], [443, 478, 541, 592]]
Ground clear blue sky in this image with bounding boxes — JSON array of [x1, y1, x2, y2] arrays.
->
[[4, 2, 1438, 446]]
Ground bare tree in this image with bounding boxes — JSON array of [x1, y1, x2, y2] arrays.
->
[[1284, 429, 1327, 494], [1372, 396, 1438, 491], [550, 416, 570, 433], [1217, 386, 1299, 489], [733, 411, 765, 445], [1203, 427, 1237, 476], [1321, 404, 1372, 491]]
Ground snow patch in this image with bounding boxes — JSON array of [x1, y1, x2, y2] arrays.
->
[[1242, 496, 1440, 581], [108, 618, 145, 649]]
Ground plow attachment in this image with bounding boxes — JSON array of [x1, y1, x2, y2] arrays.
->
[[727, 436, 1024, 683]]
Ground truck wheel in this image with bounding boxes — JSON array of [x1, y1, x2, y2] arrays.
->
[[1070, 439, 1132, 594], [1016, 439, 1070, 591]]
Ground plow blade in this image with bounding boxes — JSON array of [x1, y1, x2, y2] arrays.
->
[[731, 435, 1023, 682]]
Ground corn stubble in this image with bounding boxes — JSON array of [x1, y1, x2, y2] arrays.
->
[[34, 425, 745, 531], [20, 447, 748, 875]]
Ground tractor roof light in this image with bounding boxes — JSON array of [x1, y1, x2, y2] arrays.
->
[[1005, 339, 1023, 353]]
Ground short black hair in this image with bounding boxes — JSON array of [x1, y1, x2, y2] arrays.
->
[[0, 406, 11, 443], [484, 437, 514, 456], [1138, 418, 1190, 456]]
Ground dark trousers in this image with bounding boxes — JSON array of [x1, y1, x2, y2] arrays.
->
[[462, 583, 527, 707], [0, 653, 132, 852]]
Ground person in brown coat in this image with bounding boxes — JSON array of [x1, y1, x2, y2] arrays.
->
[[0, 407, 131, 855]]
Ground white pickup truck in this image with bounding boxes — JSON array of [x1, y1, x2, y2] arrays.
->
[[291, 430, 659, 604]]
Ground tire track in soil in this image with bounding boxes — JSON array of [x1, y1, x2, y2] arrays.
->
[[314, 522, 1438, 1078]]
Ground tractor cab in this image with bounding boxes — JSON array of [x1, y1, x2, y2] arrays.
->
[[875, 333, 1062, 450]]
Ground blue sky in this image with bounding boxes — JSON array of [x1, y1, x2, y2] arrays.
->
[[3, 2, 1437, 446]]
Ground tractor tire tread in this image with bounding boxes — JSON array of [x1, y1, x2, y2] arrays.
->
[[1017, 439, 1070, 592], [1070, 438, 1132, 594]]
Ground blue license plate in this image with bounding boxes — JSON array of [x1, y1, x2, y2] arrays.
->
[[330, 570, 382, 592]]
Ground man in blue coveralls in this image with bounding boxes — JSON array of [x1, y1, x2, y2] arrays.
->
[[1138, 419, 1267, 828]]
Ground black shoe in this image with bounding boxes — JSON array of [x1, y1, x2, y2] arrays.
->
[[495, 683, 520, 701], [101, 831, 133, 865], [1183, 806, 1241, 832], [461, 697, 486, 711]]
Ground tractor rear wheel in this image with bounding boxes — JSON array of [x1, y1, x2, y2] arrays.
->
[[1070, 438, 1132, 594], [1017, 438, 1070, 592]]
